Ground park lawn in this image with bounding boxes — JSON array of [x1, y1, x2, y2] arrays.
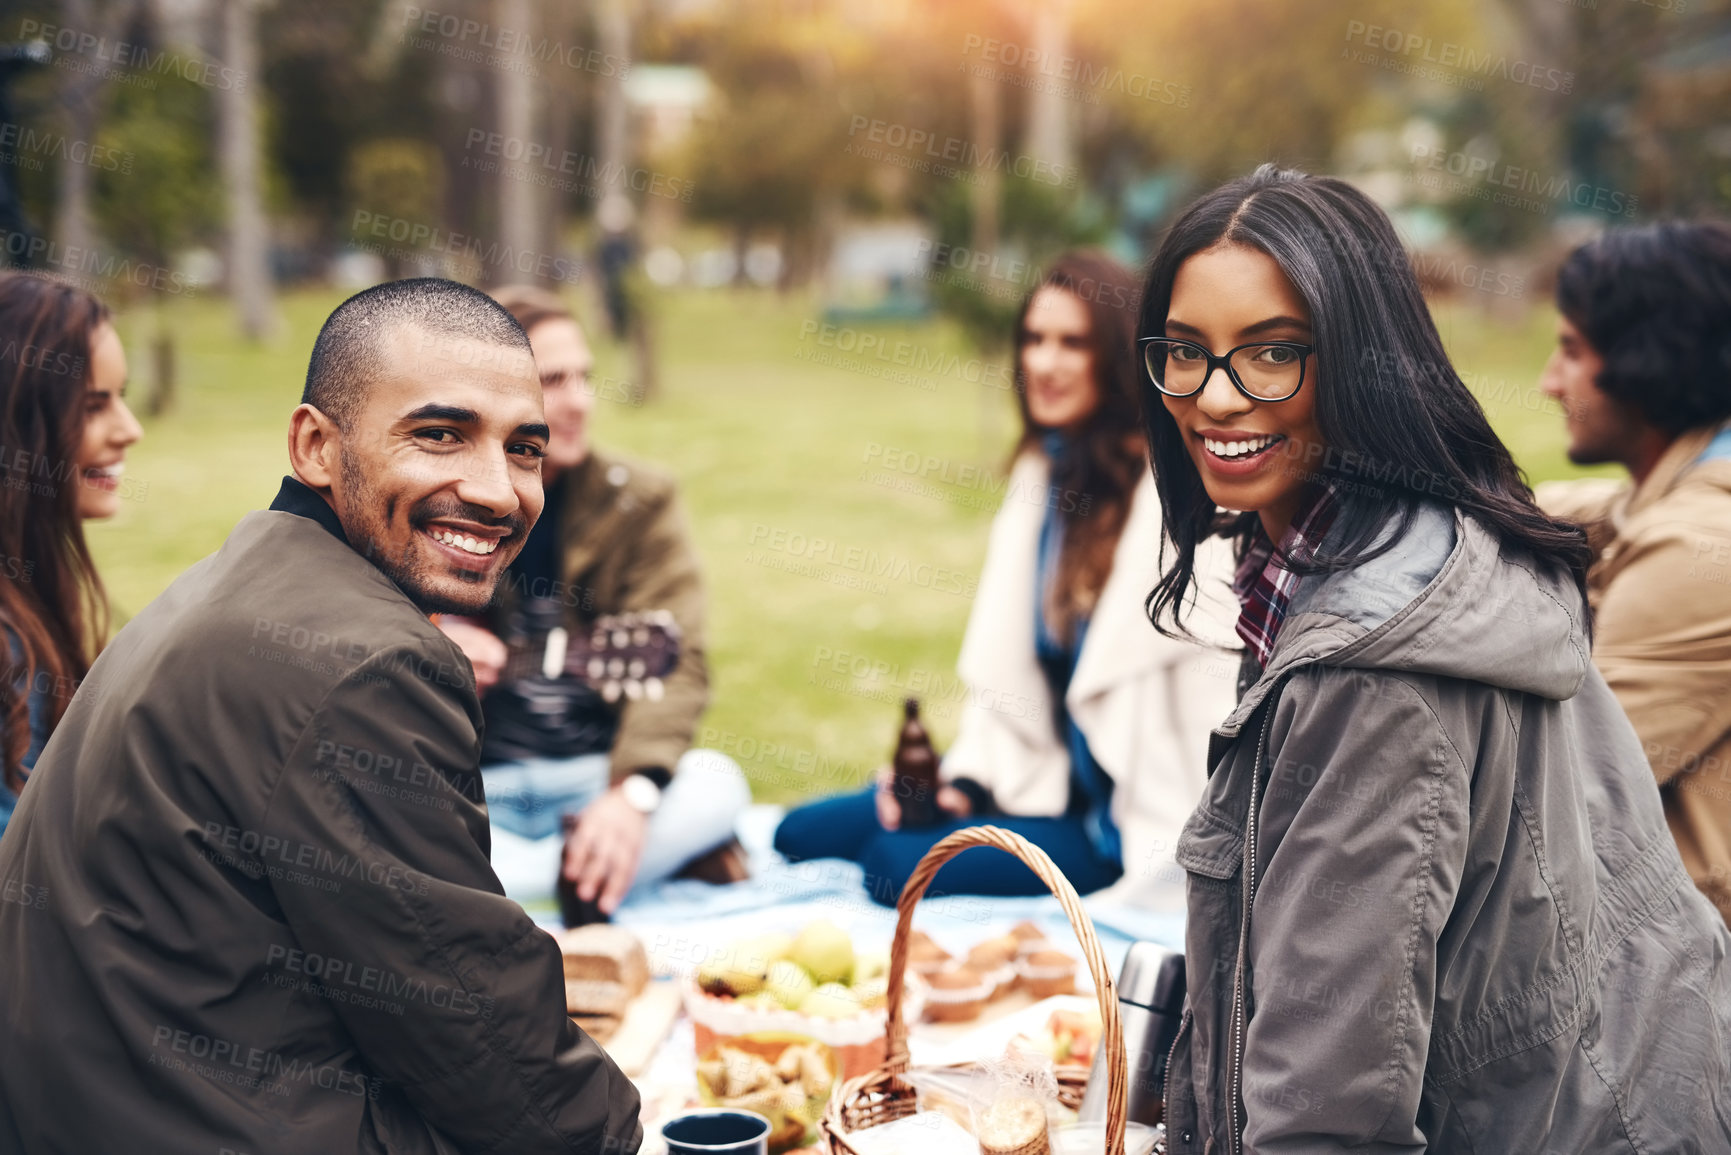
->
[[91, 287, 1616, 806]]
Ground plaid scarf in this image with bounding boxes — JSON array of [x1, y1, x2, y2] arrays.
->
[[1233, 483, 1342, 669]]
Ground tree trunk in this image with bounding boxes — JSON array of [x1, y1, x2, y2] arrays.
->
[[1022, 0, 1073, 177], [53, 0, 113, 263], [968, 65, 1001, 259], [495, 0, 540, 282], [219, 0, 274, 339], [595, 0, 630, 210]]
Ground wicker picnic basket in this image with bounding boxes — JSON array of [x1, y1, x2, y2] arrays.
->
[[820, 825, 1130, 1155]]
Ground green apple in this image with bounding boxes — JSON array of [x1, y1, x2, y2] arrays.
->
[[789, 920, 855, 987], [766, 959, 817, 1010], [852, 950, 889, 984]]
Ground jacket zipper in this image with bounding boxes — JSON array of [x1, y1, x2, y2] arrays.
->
[[1227, 680, 1283, 1155], [1161, 1006, 1193, 1132]]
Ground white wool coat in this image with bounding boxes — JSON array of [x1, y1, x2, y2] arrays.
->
[[940, 451, 1241, 908]]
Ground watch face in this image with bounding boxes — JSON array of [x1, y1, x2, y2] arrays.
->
[[622, 774, 661, 813]]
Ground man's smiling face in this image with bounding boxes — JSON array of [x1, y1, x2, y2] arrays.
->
[[324, 324, 548, 614]]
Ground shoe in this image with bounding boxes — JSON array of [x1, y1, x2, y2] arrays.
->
[[557, 813, 611, 928], [558, 875, 611, 928], [673, 836, 751, 885]]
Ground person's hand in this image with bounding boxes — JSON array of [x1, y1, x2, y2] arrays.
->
[[874, 766, 903, 831], [875, 766, 974, 831], [562, 789, 648, 914], [438, 618, 508, 692]]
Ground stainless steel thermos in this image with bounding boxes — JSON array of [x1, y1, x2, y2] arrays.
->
[[1077, 941, 1187, 1125]]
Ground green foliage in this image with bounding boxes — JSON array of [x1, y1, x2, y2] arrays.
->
[[923, 176, 1109, 353], [92, 73, 221, 272], [346, 137, 444, 239]]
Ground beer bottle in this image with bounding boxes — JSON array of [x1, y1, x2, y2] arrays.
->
[[892, 698, 939, 827]]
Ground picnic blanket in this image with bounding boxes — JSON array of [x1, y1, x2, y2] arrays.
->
[[600, 806, 1185, 981]]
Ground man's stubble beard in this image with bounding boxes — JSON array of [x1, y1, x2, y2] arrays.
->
[[336, 451, 500, 615]]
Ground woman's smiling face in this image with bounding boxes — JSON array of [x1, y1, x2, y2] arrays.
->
[[1160, 243, 1327, 543]]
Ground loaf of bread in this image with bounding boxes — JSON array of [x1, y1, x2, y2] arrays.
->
[[558, 925, 649, 995], [565, 978, 632, 1019]]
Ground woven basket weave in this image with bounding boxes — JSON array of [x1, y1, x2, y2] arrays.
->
[[819, 825, 1128, 1155]]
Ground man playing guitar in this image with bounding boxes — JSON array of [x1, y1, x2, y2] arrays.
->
[[440, 285, 748, 926]]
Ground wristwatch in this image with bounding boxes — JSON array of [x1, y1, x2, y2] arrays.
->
[[620, 772, 663, 815]]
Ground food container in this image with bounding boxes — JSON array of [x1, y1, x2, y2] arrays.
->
[[685, 977, 923, 1084], [695, 1033, 837, 1152]]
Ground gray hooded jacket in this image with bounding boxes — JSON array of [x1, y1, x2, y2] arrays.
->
[[1163, 502, 1731, 1154]]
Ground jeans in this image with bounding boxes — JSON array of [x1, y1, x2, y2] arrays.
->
[[773, 786, 1123, 905], [482, 747, 750, 904]]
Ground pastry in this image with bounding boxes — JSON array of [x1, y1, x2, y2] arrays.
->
[[1015, 949, 1078, 998], [907, 930, 953, 976], [922, 965, 991, 1023], [976, 1096, 1050, 1155], [558, 925, 649, 995], [966, 934, 1020, 971]]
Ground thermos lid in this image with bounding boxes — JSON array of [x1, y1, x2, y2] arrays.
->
[[1116, 941, 1185, 1012]]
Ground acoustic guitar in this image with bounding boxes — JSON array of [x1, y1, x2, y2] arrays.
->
[[496, 609, 682, 702]]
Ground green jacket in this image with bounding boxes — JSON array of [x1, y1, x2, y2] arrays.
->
[[0, 478, 643, 1153], [489, 447, 709, 786]]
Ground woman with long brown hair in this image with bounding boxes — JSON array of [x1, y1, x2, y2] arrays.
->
[[0, 275, 141, 838], [775, 250, 1238, 904]]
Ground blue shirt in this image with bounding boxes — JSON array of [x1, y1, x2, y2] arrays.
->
[[1032, 432, 1121, 863], [0, 630, 52, 840]]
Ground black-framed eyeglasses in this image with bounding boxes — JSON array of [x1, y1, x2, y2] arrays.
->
[[1141, 337, 1314, 403]]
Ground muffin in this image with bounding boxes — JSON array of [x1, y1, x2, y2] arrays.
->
[[1007, 921, 1047, 945], [976, 1096, 1051, 1155], [922, 965, 992, 1023], [965, 935, 1020, 998], [1015, 949, 1078, 998], [907, 929, 954, 977], [966, 934, 1020, 971]]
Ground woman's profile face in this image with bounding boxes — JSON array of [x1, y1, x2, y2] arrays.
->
[[1020, 286, 1100, 432], [74, 321, 143, 521], [1161, 243, 1326, 542]]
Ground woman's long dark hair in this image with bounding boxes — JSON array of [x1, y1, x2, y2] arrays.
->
[[1010, 250, 1146, 642], [0, 275, 113, 793], [1138, 165, 1593, 637]]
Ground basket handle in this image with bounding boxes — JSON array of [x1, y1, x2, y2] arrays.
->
[[880, 825, 1128, 1155]]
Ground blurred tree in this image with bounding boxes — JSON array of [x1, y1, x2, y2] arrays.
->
[[664, 0, 880, 287], [92, 71, 221, 413], [345, 137, 443, 277]]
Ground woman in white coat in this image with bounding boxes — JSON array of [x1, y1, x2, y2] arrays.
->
[[775, 251, 1238, 905]]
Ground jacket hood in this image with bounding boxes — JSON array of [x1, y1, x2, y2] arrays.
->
[[1220, 501, 1591, 737]]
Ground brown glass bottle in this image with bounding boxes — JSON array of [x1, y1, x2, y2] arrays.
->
[[892, 698, 940, 827]]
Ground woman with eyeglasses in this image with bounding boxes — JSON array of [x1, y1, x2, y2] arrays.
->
[[0, 275, 142, 840], [775, 250, 1239, 906], [1145, 166, 1731, 1153]]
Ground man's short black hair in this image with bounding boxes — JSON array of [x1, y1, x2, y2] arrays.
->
[[1556, 221, 1731, 436], [302, 277, 531, 428]]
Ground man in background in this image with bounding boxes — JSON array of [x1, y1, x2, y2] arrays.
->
[[1536, 221, 1731, 925], [440, 285, 748, 927]]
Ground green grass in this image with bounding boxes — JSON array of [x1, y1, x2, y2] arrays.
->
[[90, 288, 1617, 805]]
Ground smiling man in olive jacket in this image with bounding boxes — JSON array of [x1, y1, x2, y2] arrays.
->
[[0, 279, 642, 1154]]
